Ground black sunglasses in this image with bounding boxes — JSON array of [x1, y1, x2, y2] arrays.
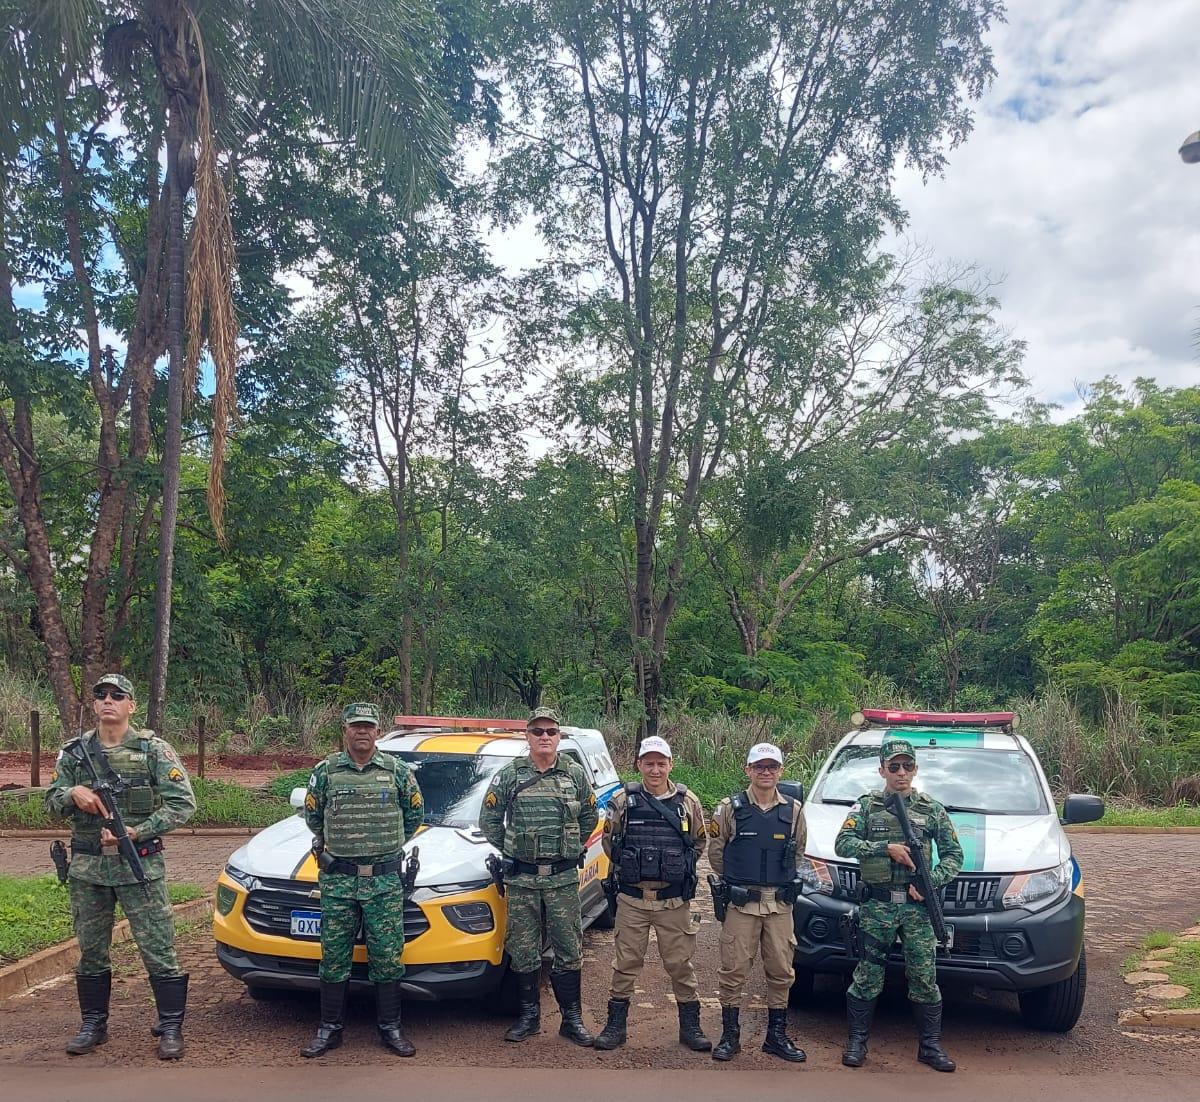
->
[[529, 726, 560, 736], [93, 689, 130, 701], [886, 760, 916, 773]]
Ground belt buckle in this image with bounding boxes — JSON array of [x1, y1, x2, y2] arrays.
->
[[889, 889, 906, 905], [536, 863, 552, 876], [357, 863, 373, 877]]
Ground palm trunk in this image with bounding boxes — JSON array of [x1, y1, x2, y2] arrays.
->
[[148, 129, 187, 732]]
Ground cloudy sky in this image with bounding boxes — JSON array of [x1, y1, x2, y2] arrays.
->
[[891, 0, 1200, 416]]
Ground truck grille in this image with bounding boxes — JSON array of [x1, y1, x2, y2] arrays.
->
[[243, 886, 430, 943], [833, 865, 1002, 913]]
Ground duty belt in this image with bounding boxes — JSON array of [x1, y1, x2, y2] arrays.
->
[[866, 884, 915, 904], [618, 883, 683, 901], [507, 856, 579, 877], [71, 837, 163, 858], [319, 853, 404, 877]]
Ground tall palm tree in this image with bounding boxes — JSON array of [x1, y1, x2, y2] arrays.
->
[[4, 0, 450, 728]]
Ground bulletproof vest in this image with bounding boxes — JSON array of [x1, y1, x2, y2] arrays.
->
[[617, 783, 690, 888], [70, 733, 160, 839], [723, 793, 797, 887], [857, 792, 936, 886], [322, 754, 405, 859], [504, 762, 583, 863]]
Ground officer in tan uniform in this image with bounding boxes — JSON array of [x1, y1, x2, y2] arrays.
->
[[708, 742, 806, 1063], [594, 736, 710, 1053]]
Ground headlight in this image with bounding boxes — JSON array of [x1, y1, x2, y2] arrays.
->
[[223, 863, 260, 892], [443, 901, 495, 934], [799, 857, 835, 895], [1002, 860, 1071, 910]]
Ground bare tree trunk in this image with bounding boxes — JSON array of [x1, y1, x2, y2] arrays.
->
[[148, 130, 187, 732]]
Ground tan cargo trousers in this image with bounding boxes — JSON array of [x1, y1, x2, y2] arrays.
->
[[610, 896, 701, 1002], [717, 905, 796, 1010]]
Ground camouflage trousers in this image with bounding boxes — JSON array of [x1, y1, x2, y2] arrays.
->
[[504, 884, 582, 973], [848, 897, 939, 1004], [318, 870, 406, 983], [69, 875, 181, 977]]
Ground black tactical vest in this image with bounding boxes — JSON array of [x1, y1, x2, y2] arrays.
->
[[722, 793, 797, 887], [617, 783, 691, 889]]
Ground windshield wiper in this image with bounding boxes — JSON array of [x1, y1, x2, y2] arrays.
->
[[944, 805, 989, 814], [820, 797, 855, 806]]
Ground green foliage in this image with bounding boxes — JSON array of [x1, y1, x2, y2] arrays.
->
[[0, 875, 203, 965], [265, 768, 315, 799], [189, 778, 293, 827]]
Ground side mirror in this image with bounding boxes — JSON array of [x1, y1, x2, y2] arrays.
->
[[289, 787, 307, 811], [778, 780, 805, 805], [1062, 793, 1104, 825]]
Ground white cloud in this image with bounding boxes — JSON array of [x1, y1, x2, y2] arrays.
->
[[891, 0, 1200, 413]]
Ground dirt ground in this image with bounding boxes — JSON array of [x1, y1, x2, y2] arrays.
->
[[2, 834, 1199, 1078]]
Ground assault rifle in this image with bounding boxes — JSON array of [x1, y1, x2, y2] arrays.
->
[[884, 791, 949, 947], [76, 735, 150, 891]]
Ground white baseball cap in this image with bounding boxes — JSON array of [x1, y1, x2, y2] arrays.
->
[[746, 742, 784, 765], [637, 736, 673, 759]]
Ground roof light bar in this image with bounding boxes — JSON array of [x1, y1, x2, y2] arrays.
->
[[851, 708, 1018, 730], [392, 715, 530, 732]]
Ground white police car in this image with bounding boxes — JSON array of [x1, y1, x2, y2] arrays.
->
[[793, 709, 1104, 1031]]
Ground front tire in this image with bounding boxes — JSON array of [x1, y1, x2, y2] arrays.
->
[[1018, 948, 1086, 1032]]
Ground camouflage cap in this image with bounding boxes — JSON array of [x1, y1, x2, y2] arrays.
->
[[880, 736, 917, 762], [93, 673, 135, 696], [342, 701, 380, 727], [527, 706, 561, 728]]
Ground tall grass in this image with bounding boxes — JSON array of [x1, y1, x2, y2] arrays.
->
[[0, 671, 56, 750]]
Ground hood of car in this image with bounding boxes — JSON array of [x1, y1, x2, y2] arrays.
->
[[225, 812, 492, 887], [803, 801, 1071, 874]]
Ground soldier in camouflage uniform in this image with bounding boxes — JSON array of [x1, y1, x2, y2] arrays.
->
[[45, 674, 196, 1060], [834, 736, 963, 1072], [301, 702, 424, 1059], [479, 706, 599, 1046]]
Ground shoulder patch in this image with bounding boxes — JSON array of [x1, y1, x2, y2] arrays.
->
[[841, 816, 858, 831], [706, 819, 720, 837], [304, 792, 317, 812], [50, 770, 58, 783], [587, 791, 597, 807], [410, 791, 423, 808], [167, 767, 184, 783], [484, 790, 498, 809], [307, 770, 320, 789]]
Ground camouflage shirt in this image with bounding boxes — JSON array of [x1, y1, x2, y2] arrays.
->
[[305, 750, 423, 861], [834, 789, 963, 890], [479, 754, 598, 889], [45, 728, 196, 886]]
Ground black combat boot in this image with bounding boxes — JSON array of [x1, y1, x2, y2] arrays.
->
[[504, 970, 542, 1042], [711, 1006, 740, 1061], [549, 970, 594, 1046], [915, 1000, 956, 1072], [65, 971, 111, 1055], [593, 997, 629, 1050], [300, 980, 348, 1058], [677, 1000, 712, 1052], [842, 994, 876, 1067], [762, 1007, 806, 1062], [376, 980, 416, 1056], [149, 974, 188, 1060]]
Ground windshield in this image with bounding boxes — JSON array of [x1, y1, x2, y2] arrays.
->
[[389, 752, 511, 829], [814, 742, 1048, 815]]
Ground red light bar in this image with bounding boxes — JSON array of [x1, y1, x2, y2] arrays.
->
[[392, 715, 530, 732], [853, 708, 1017, 730]]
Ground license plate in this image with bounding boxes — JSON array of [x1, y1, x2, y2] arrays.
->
[[290, 910, 322, 937]]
